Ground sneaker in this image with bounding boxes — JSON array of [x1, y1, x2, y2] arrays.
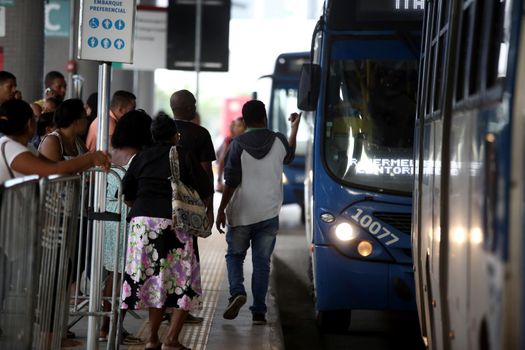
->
[[185, 313, 204, 324], [252, 313, 267, 325], [223, 294, 247, 320]]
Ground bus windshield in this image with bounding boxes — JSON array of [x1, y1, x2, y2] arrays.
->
[[271, 86, 308, 156], [323, 58, 418, 194]]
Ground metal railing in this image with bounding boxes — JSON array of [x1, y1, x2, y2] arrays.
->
[[0, 175, 82, 349], [69, 167, 131, 350], [0, 176, 41, 350], [0, 169, 130, 349], [33, 175, 82, 350]]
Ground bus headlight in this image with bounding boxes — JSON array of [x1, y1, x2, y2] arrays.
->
[[282, 173, 288, 184], [357, 241, 373, 257], [335, 222, 355, 241]]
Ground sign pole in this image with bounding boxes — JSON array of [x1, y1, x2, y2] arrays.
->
[[87, 61, 111, 350], [67, 0, 76, 99], [194, 0, 202, 106], [77, 2, 135, 347]]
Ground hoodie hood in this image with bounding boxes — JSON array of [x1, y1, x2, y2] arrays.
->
[[235, 129, 277, 159]]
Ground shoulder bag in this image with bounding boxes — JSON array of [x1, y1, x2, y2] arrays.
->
[[169, 146, 211, 238]]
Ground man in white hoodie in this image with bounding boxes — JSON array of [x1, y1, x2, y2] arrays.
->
[[216, 100, 300, 325]]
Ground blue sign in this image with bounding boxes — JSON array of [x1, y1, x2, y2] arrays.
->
[[115, 19, 125, 30], [101, 38, 112, 49], [114, 39, 125, 50], [89, 17, 99, 29], [87, 37, 99, 48], [102, 18, 113, 30], [78, 0, 136, 63]]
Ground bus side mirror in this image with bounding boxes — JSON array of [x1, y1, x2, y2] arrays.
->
[[297, 63, 321, 111]]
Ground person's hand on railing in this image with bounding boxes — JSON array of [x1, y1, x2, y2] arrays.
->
[[90, 151, 111, 172]]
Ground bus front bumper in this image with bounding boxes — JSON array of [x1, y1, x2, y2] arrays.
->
[[313, 245, 416, 312]]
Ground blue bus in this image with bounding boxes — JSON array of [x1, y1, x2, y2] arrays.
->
[[414, 0, 524, 348], [267, 52, 310, 218], [298, 0, 423, 331]]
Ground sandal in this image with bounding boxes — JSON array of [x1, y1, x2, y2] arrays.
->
[[145, 343, 162, 350], [121, 331, 144, 345], [98, 331, 108, 342], [61, 338, 83, 348], [161, 344, 191, 350]]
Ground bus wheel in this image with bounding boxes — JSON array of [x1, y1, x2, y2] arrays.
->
[[316, 310, 352, 333]]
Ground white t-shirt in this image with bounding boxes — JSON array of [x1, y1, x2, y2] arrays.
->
[[225, 138, 287, 227], [0, 136, 31, 184]]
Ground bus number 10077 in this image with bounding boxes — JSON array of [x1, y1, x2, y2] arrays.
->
[[350, 208, 399, 246]]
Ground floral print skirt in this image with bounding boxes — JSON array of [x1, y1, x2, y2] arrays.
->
[[121, 216, 202, 311]]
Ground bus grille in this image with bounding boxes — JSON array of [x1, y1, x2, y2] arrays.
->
[[373, 212, 411, 236]]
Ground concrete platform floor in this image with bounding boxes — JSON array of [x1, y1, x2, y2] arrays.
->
[[69, 231, 284, 350]]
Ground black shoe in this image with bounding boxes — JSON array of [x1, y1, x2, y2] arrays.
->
[[252, 313, 267, 325], [223, 294, 247, 320], [185, 313, 204, 324]]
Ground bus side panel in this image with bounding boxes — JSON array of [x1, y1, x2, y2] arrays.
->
[[412, 118, 429, 342], [422, 119, 445, 350], [304, 112, 315, 246], [467, 106, 503, 350], [447, 109, 471, 349], [508, 6, 525, 348]]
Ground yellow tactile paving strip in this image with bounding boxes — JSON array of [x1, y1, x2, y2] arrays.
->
[[128, 233, 227, 350]]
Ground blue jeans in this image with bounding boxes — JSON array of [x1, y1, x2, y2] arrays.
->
[[225, 216, 279, 315]]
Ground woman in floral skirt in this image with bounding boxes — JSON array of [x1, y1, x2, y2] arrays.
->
[[121, 115, 213, 350]]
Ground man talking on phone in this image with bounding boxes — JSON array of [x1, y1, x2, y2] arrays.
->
[[215, 100, 301, 325]]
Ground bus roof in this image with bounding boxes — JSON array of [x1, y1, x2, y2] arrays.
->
[[326, 0, 424, 32], [273, 52, 309, 80]]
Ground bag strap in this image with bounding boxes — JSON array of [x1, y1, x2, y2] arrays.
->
[[169, 146, 181, 182], [1, 141, 15, 179]]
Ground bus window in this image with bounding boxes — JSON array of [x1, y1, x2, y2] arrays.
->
[[486, 0, 507, 89], [455, 5, 471, 102], [323, 59, 418, 193], [469, 0, 485, 96]]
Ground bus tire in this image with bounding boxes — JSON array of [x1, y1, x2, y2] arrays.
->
[[316, 310, 352, 334]]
